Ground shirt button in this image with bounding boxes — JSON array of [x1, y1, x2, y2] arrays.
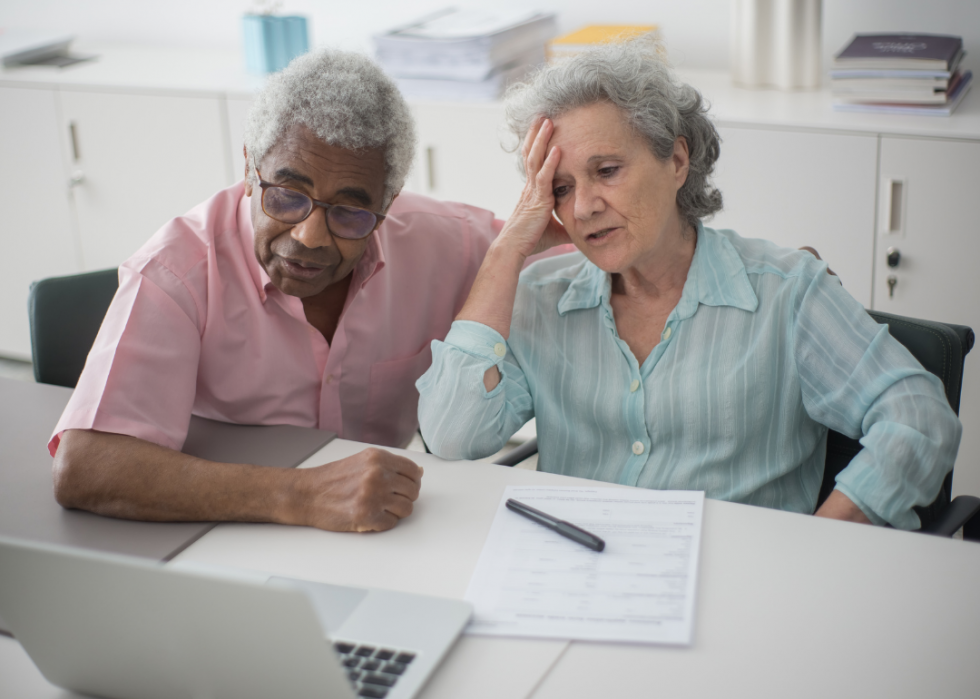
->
[[632, 441, 644, 455], [663, 326, 672, 340], [325, 374, 334, 384], [630, 379, 640, 393], [493, 342, 506, 357]]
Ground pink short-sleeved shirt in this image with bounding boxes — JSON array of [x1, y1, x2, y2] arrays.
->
[[49, 182, 502, 455]]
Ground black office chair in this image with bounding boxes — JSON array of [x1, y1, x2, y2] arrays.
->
[[27, 269, 119, 388], [493, 310, 980, 539]]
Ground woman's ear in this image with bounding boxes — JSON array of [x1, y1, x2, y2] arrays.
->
[[673, 136, 691, 188]]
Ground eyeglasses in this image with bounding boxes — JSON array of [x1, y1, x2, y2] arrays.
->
[[254, 167, 386, 240]]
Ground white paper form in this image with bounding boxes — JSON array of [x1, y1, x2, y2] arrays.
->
[[464, 486, 704, 645]]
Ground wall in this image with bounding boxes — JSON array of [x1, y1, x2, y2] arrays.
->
[[3, 0, 978, 74]]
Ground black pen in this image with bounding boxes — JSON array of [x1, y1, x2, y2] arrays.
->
[[505, 498, 605, 552]]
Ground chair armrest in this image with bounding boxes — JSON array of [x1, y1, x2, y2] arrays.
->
[[919, 495, 980, 538], [493, 438, 539, 467]]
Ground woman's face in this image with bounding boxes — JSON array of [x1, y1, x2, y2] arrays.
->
[[548, 102, 691, 274]]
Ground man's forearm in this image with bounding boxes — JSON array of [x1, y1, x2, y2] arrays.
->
[[53, 429, 299, 524]]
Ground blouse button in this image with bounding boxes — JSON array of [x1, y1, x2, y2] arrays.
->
[[663, 326, 672, 340], [630, 379, 640, 392], [493, 342, 506, 357], [632, 441, 645, 455]]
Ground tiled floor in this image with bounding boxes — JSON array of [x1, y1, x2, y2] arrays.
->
[[0, 357, 34, 382]]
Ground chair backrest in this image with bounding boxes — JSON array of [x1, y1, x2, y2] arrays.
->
[[28, 269, 119, 388], [819, 311, 975, 527]]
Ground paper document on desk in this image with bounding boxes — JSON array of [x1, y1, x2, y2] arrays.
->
[[465, 486, 704, 645]]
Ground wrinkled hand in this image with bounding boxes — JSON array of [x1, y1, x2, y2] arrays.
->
[[497, 118, 571, 259], [294, 448, 423, 532]]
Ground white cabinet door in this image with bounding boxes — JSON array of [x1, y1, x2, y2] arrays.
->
[[711, 126, 878, 308], [0, 86, 80, 359], [407, 103, 524, 219], [875, 136, 980, 498], [58, 90, 229, 271], [225, 96, 253, 186]]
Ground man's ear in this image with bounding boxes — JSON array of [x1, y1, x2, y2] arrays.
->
[[383, 188, 402, 214], [243, 145, 252, 196]]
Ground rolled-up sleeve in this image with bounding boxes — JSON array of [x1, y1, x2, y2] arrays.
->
[[49, 258, 204, 456], [416, 320, 534, 460], [793, 260, 961, 529]]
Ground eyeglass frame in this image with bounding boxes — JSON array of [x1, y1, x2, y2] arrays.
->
[[252, 162, 387, 240]]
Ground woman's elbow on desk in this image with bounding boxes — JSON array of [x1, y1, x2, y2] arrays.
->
[[417, 381, 513, 462]]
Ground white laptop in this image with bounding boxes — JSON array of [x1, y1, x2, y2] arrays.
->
[[0, 535, 471, 699]]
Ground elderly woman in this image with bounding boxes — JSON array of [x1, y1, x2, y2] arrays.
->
[[417, 40, 960, 529]]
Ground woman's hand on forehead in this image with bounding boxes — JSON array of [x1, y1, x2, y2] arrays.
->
[[496, 118, 571, 259]]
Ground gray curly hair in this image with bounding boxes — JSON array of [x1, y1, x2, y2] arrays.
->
[[504, 38, 722, 227], [244, 48, 416, 207]]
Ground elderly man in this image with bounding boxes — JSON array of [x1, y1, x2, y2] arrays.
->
[[50, 48, 502, 533]]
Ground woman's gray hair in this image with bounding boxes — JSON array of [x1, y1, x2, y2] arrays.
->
[[504, 38, 722, 227], [244, 48, 415, 207]]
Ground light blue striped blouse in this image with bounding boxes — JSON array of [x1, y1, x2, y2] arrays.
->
[[416, 225, 961, 529]]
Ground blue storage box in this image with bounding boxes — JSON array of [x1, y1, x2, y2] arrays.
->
[[243, 14, 309, 74]]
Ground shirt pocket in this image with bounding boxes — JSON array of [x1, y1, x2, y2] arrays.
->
[[362, 344, 434, 448]]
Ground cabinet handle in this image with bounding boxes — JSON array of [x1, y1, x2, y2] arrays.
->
[[884, 179, 904, 234], [426, 146, 436, 191], [69, 121, 81, 161]]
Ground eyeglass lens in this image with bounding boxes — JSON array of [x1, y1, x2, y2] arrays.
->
[[262, 185, 378, 239]]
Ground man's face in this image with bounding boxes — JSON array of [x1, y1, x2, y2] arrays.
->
[[245, 124, 388, 298]]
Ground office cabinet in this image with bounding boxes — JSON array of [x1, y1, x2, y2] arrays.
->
[[874, 137, 980, 498], [226, 96, 253, 184], [405, 103, 524, 219], [0, 87, 81, 359], [58, 89, 229, 271], [710, 126, 878, 308]]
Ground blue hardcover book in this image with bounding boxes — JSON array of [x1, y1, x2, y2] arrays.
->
[[283, 15, 309, 66], [833, 33, 963, 71], [243, 14, 309, 74], [242, 15, 269, 74], [243, 14, 282, 74], [269, 16, 289, 72]]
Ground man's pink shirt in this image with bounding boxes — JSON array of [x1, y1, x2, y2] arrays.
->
[[50, 182, 503, 455]]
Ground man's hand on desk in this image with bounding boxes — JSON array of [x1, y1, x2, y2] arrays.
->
[[289, 448, 423, 532], [814, 489, 872, 524], [53, 430, 422, 533]]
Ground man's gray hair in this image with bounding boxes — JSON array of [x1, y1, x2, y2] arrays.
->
[[244, 48, 416, 207], [504, 38, 722, 227]]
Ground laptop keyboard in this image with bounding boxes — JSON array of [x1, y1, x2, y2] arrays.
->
[[334, 641, 417, 698]]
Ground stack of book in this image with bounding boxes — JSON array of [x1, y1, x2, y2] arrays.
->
[[831, 33, 972, 116], [547, 25, 660, 63], [373, 9, 557, 102]]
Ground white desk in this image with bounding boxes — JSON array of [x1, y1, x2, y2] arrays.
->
[[3, 439, 980, 698]]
